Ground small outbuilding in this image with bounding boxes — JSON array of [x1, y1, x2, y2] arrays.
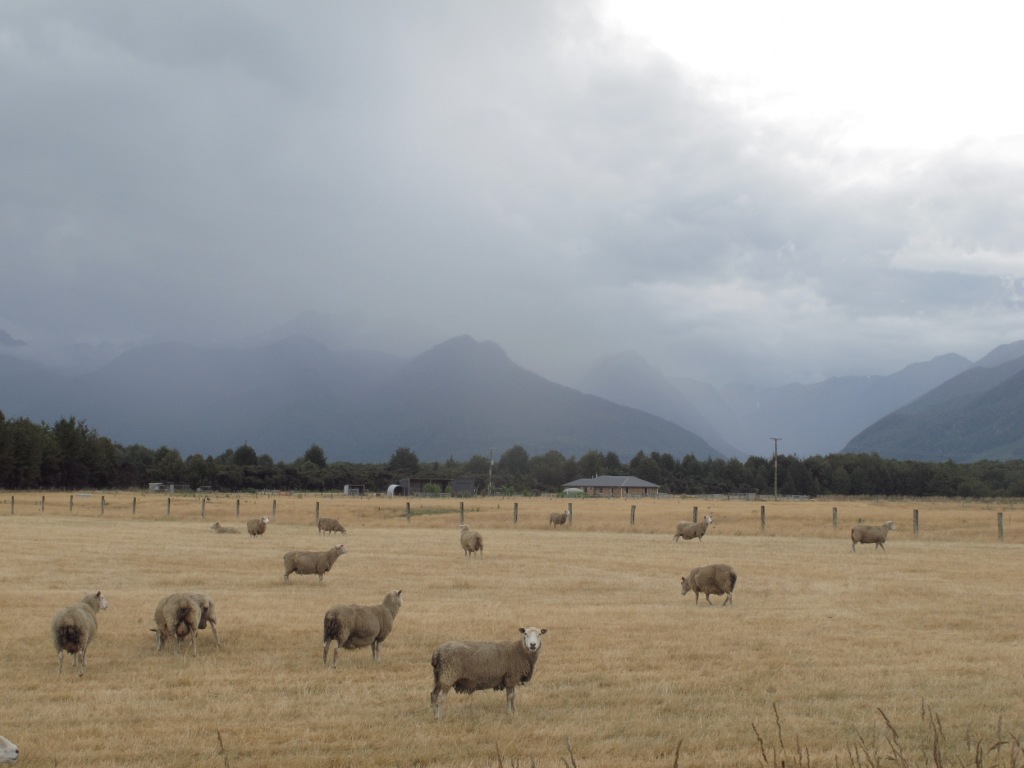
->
[[561, 475, 660, 498]]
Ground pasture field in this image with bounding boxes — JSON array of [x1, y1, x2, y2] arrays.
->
[[1, 492, 1022, 767]]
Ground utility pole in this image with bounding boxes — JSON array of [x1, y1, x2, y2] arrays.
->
[[770, 437, 781, 501]]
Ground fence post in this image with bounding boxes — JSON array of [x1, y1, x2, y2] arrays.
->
[[630, 504, 636, 526], [167, 497, 171, 517], [760, 505, 766, 531], [568, 503, 573, 526], [201, 497, 206, 519], [272, 499, 276, 520], [100, 496, 105, 516], [41, 495, 45, 513], [315, 501, 320, 522], [913, 509, 919, 536], [236, 498, 241, 518], [998, 512, 1004, 541], [132, 496, 137, 516], [832, 507, 838, 529], [70, 495, 73, 512], [692, 505, 698, 523], [513, 502, 518, 525], [9, 496, 12, 515], [406, 501, 411, 524]]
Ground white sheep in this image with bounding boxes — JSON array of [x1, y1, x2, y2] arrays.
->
[[459, 524, 483, 558], [246, 516, 270, 537], [317, 517, 347, 535], [0, 735, 18, 764], [674, 514, 712, 542], [210, 521, 241, 534], [51, 591, 109, 676], [152, 592, 220, 655], [549, 510, 571, 527], [680, 564, 737, 606], [323, 589, 403, 667], [430, 626, 547, 719], [283, 544, 347, 583], [851, 521, 896, 552]]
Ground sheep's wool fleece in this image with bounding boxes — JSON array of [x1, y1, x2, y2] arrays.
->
[[433, 640, 540, 693]]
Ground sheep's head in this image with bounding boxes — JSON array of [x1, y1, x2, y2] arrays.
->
[[703, 515, 713, 525], [519, 627, 547, 652], [94, 591, 109, 610], [885, 521, 896, 530], [260, 516, 270, 524]]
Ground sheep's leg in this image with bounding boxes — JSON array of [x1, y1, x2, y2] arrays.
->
[[851, 541, 857, 553], [877, 542, 885, 551], [371, 640, 381, 662], [430, 685, 447, 719], [704, 594, 714, 606], [506, 687, 516, 714], [57, 650, 64, 676], [190, 629, 198, 657], [209, 623, 220, 648]]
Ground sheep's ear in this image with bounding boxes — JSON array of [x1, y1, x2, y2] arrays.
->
[[540, 628, 547, 635], [396, 589, 403, 597], [519, 627, 526, 635]]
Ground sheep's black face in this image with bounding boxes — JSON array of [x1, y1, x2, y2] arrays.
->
[[519, 627, 547, 652]]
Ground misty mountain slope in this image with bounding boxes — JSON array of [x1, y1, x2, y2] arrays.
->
[[576, 351, 740, 457], [843, 351, 1024, 461], [717, 352, 973, 457]]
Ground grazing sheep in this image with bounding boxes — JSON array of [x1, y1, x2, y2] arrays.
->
[[459, 524, 483, 558], [851, 521, 897, 553], [323, 589, 403, 667], [317, 517, 347, 535], [681, 564, 737, 606], [674, 514, 712, 542], [549, 510, 571, 528], [152, 592, 220, 655], [0, 735, 18, 763], [210, 521, 241, 534], [283, 544, 347, 583], [51, 591, 108, 676], [430, 627, 547, 719], [246, 516, 270, 537]]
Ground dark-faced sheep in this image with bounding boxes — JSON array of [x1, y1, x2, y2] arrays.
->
[[0, 735, 18, 763], [851, 521, 896, 552], [674, 514, 712, 542], [283, 544, 347, 583], [681, 564, 737, 606], [246, 516, 269, 538], [323, 589, 403, 667], [210, 521, 241, 534], [549, 510, 571, 528], [51, 591, 108, 676], [430, 627, 547, 719], [317, 517, 347, 535], [152, 592, 220, 655], [459, 524, 483, 558]]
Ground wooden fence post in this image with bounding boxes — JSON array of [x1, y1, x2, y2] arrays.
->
[[913, 509, 919, 536], [760, 505, 766, 531], [513, 502, 518, 525], [272, 499, 276, 520], [100, 496, 105, 516], [166, 497, 171, 517], [630, 504, 636, 526], [568, 503, 573, 526], [998, 512, 1004, 541], [406, 501, 411, 524], [9, 496, 13, 515], [692, 505, 698, 523], [201, 497, 206, 519], [236, 498, 241, 518], [69, 495, 73, 512], [41, 495, 45, 513], [832, 507, 838, 529], [132, 497, 137, 516], [315, 501, 320, 522]]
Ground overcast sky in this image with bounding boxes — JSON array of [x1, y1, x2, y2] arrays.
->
[[2, 1, 1022, 386]]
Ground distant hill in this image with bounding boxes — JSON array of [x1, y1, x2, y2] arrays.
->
[[0, 335, 722, 463], [843, 343, 1024, 461]]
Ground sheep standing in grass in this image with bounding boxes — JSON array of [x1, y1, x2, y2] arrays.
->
[[152, 592, 220, 655], [549, 510, 571, 528], [247, 516, 270, 538], [681, 564, 737, 606], [51, 591, 108, 676], [430, 627, 548, 719], [0, 735, 18, 763], [459, 524, 483, 558], [210, 521, 241, 534], [323, 589, 403, 667], [674, 514, 712, 542], [317, 517, 347, 535], [851, 521, 896, 553], [283, 544, 347, 583]]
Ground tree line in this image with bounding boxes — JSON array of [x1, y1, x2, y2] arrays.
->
[[2, 412, 1022, 497]]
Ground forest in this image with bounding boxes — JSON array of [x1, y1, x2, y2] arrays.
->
[[1, 412, 1022, 497]]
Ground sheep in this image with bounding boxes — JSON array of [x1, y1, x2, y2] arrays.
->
[[247, 516, 270, 537], [210, 521, 241, 534], [851, 521, 896, 552], [323, 589, 403, 667], [549, 510, 571, 527], [459, 524, 483, 558], [51, 591, 108, 676], [674, 514, 712, 542], [680, 564, 737, 606], [430, 627, 548, 719], [317, 517, 347, 535], [0, 735, 18, 764], [283, 544, 347, 583], [152, 592, 220, 655]]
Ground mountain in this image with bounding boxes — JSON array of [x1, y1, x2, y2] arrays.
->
[[0, 335, 722, 463], [843, 343, 1024, 461]]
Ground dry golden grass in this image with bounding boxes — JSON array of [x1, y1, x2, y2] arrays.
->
[[1, 491, 1022, 767]]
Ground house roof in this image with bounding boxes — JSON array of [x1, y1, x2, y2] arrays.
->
[[561, 475, 659, 489]]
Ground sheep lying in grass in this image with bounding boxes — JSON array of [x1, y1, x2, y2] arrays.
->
[[549, 510, 571, 527], [51, 591, 108, 676], [323, 589, 403, 667], [674, 514, 712, 542], [246, 516, 270, 538], [152, 592, 220, 655], [283, 544, 347, 583], [430, 627, 547, 719], [681, 564, 737, 606], [317, 517, 347, 535], [210, 521, 241, 534], [851, 521, 896, 553], [0, 735, 18, 763], [459, 524, 483, 558]]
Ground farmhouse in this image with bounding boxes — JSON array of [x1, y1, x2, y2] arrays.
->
[[561, 475, 660, 498]]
